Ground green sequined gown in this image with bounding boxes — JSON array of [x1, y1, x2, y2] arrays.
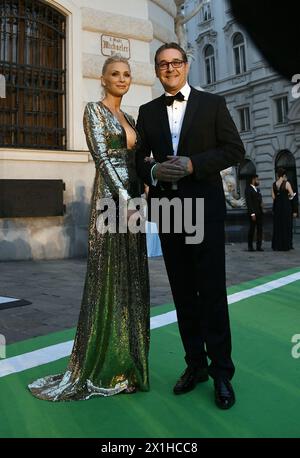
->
[[28, 102, 150, 400]]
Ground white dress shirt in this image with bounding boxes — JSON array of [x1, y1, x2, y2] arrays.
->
[[151, 82, 191, 187], [167, 82, 191, 157]]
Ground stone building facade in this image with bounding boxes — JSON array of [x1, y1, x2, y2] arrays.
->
[[185, 0, 300, 212], [0, 0, 177, 260]]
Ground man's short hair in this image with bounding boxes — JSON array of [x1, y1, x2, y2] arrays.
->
[[155, 42, 188, 66], [249, 174, 258, 184]]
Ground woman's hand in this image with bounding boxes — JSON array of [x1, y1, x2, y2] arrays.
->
[[127, 209, 138, 221]]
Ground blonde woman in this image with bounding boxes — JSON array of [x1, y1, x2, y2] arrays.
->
[[28, 56, 150, 400]]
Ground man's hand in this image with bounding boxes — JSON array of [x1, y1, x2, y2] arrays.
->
[[153, 157, 186, 182], [167, 155, 194, 176], [251, 214, 256, 222]]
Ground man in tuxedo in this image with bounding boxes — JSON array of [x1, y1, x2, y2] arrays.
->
[[136, 43, 245, 409], [245, 175, 264, 252]]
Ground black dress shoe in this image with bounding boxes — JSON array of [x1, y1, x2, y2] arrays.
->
[[248, 247, 255, 252], [173, 366, 209, 395], [256, 247, 264, 251], [214, 378, 235, 409]]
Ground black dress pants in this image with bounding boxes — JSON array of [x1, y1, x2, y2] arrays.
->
[[159, 220, 235, 381], [248, 215, 263, 249]]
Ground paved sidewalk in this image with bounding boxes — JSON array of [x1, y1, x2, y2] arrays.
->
[[0, 236, 299, 344]]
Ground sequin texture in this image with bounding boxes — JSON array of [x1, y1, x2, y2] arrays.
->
[[28, 102, 150, 401]]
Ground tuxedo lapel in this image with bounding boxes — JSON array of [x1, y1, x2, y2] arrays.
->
[[156, 95, 173, 155], [177, 87, 200, 154]]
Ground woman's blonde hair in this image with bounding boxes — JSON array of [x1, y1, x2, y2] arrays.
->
[[102, 55, 131, 76]]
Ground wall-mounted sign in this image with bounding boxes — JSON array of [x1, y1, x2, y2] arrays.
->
[[101, 35, 130, 59]]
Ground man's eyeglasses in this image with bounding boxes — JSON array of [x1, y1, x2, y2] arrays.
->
[[156, 60, 186, 70]]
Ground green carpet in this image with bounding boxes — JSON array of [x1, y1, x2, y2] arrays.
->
[[1, 268, 300, 438]]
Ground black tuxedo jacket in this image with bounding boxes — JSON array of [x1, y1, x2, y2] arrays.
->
[[136, 87, 245, 222], [245, 184, 263, 217]]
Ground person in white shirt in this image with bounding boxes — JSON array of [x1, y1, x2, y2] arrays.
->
[[136, 43, 245, 410]]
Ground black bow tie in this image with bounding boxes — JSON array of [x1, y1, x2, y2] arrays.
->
[[165, 91, 185, 106]]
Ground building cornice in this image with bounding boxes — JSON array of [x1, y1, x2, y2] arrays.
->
[[206, 73, 283, 97], [196, 29, 217, 45], [150, 0, 177, 18], [81, 7, 153, 43], [223, 18, 236, 35], [0, 149, 90, 163], [151, 18, 177, 43]]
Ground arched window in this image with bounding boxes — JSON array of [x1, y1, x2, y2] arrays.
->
[[233, 32, 246, 75], [275, 150, 298, 193], [238, 158, 256, 199], [238, 158, 256, 179], [0, 0, 66, 150], [204, 44, 216, 84]]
